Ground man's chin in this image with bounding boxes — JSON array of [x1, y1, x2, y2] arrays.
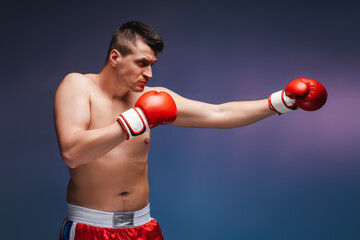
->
[[133, 86, 146, 93]]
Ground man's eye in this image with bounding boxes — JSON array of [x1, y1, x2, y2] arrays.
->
[[138, 61, 148, 67]]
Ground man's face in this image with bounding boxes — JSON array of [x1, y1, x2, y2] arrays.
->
[[116, 40, 157, 92]]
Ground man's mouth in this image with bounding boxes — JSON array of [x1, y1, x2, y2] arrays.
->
[[138, 80, 148, 86]]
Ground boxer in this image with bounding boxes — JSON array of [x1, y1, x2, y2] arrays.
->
[[55, 21, 327, 240]]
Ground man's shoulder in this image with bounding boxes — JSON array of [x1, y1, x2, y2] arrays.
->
[[58, 72, 95, 90], [62, 72, 93, 84], [55, 73, 96, 100]]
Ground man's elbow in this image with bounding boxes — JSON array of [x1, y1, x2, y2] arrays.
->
[[61, 150, 79, 169]]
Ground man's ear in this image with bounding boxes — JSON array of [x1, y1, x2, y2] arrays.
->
[[109, 49, 122, 67]]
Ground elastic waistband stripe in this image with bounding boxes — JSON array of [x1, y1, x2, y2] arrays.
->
[[67, 204, 151, 229]]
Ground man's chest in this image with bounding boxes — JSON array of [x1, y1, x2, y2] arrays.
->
[[87, 93, 150, 154], [89, 93, 135, 129]]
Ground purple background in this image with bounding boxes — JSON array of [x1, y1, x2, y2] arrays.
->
[[1, 1, 359, 239]]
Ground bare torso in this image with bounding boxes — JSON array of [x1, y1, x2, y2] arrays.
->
[[58, 70, 273, 213], [66, 74, 152, 212]]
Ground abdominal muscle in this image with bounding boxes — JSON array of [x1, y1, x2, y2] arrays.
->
[[67, 134, 151, 212]]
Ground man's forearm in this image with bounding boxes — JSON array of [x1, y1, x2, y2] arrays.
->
[[60, 122, 126, 168], [216, 99, 275, 129]]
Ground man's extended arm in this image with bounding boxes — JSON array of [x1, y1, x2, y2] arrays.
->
[[153, 87, 275, 129], [154, 78, 327, 129]]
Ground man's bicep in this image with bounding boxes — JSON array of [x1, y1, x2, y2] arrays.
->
[[54, 74, 91, 148], [151, 87, 220, 128]]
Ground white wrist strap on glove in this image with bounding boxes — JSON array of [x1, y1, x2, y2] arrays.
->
[[117, 107, 150, 140], [268, 90, 297, 114]]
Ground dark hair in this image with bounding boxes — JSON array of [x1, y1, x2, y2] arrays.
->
[[105, 21, 164, 63]]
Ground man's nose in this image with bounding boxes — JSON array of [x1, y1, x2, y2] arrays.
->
[[143, 66, 152, 79]]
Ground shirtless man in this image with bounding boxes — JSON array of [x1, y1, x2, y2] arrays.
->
[[55, 21, 327, 240]]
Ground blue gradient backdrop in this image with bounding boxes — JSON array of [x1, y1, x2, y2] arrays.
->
[[1, 1, 359, 239]]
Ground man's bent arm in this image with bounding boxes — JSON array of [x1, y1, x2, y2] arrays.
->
[[54, 73, 127, 168], [57, 123, 126, 168], [152, 87, 275, 129]]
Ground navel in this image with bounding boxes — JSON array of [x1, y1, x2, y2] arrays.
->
[[119, 191, 129, 196], [144, 137, 150, 144]]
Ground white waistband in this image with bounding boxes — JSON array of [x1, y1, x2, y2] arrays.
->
[[67, 204, 151, 229]]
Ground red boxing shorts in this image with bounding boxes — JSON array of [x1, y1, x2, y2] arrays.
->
[[59, 203, 163, 240]]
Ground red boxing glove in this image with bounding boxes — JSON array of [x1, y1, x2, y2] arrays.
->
[[285, 78, 327, 111], [135, 91, 177, 128], [268, 78, 327, 114], [118, 91, 177, 139]]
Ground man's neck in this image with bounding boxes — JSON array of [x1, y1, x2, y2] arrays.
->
[[97, 65, 130, 100]]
